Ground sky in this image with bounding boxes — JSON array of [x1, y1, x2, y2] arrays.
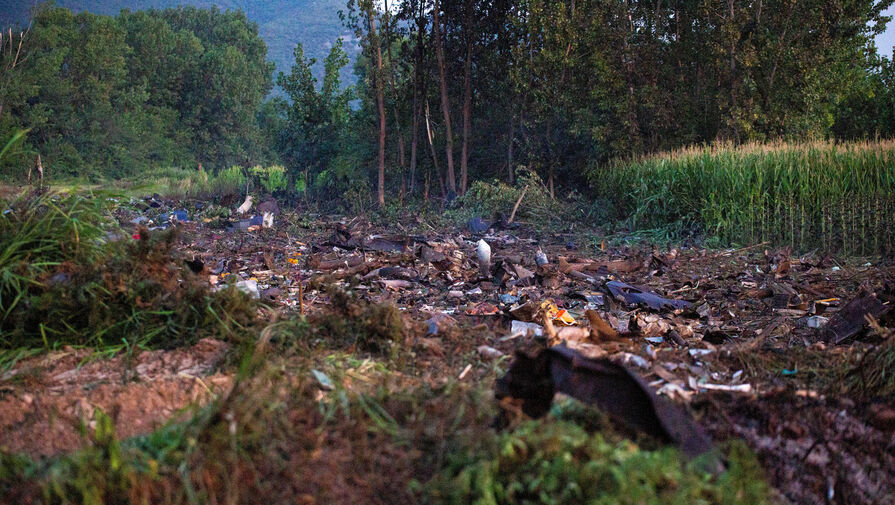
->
[[879, 5, 895, 57]]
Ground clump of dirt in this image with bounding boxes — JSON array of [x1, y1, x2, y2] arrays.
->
[[5, 224, 260, 350], [309, 288, 406, 353], [0, 338, 232, 458]]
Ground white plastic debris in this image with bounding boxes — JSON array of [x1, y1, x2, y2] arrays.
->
[[262, 211, 274, 228], [477, 345, 504, 359], [688, 348, 714, 358], [806, 315, 829, 329], [509, 320, 544, 337], [235, 279, 260, 299], [476, 239, 491, 277], [311, 369, 334, 391], [236, 194, 253, 214], [614, 352, 649, 369]]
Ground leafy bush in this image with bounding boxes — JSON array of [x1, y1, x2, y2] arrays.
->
[[449, 168, 579, 227], [250, 164, 288, 193], [427, 418, 771, 505]]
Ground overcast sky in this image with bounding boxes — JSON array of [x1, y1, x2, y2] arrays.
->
[[879, 5, 895, 57]]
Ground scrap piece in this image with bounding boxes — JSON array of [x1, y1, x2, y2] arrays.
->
[[823, 294, 890, 344], [607, 280, 692, 311], [495, 343, 716, 461]]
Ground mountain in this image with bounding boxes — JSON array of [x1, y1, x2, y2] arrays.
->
[[2, 0, 358, 86]]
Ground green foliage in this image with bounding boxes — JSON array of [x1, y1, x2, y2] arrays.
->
[[427, 419, 770, 505], [250, 164, 288, 193], [275, 39, 356, 199], [591, 141, 895, 255], [0, 129, 29, 162], [0, 189, 258, 351], [0, 5, 275, 180], [0, 189, 112, 320], [127, 166, 246, 199], [450, 168, 581, 227]]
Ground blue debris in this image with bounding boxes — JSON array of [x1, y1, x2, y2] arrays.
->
[[466, 217, 490, 233], [499, 293, 520, 305]]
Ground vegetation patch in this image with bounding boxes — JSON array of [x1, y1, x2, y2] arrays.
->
[[591, 142, 895, 255], [0, 190, 259, 351], [449, 168, 586, 228], [303, 287, 406, 354]]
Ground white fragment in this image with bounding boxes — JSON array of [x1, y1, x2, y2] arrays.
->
[[235, 279, 260, 299], [476, 239, 491, 277], [509, 320, 544, 337], [236, 194, 253, 214], [477, 345, 504, 360]]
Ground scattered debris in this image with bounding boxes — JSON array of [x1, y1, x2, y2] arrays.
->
[[824, 293, 890, 344], [495, 343, 718, 464]]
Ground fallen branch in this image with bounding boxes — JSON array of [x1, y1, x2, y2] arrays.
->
[[507, 184, 529, 224]]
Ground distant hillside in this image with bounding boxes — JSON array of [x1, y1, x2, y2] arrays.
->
[[2, 0, 358, 87]]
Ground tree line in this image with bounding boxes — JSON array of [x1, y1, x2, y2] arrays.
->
[[0, 5, 274, 178], [339, 0, 895, 205], [2, 1, 894, 205]]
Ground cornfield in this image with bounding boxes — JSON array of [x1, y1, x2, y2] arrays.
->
[[592, 141, 895, 255]]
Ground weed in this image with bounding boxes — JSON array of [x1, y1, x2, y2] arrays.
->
[[0, 189, 112, 321], [310, 288, 406, 355], [449, 168, 578, 228], [846, 321, 895, 399], [426, 417, 771, 505]]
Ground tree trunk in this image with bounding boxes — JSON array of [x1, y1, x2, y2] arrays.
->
[[433, 0, 456, 193], [507, 112, 515, 184], [460, 0, 474, 195], [382, 0, 406, 181], [409, 4, 425, 194], [424, 101, 446, 199], [369, 8, 387, 207]]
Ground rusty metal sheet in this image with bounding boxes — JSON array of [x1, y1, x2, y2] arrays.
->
[[495, 343, 715, 461]]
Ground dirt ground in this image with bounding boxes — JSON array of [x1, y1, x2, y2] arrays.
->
[[0, 338, 232, 457], [2, 197, 893, 504]]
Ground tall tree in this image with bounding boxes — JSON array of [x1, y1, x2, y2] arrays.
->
[[432, 0, 456, 194]]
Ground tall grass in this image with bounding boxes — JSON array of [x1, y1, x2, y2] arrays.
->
[[125, 165, 289, 199], [127, 166, 246, 198], [0, 189, 258, 350], [0, 189, 111, 320], [591, 141, 895, 255]]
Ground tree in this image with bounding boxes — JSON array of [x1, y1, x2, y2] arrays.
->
[[277, 40, 353, 193]]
